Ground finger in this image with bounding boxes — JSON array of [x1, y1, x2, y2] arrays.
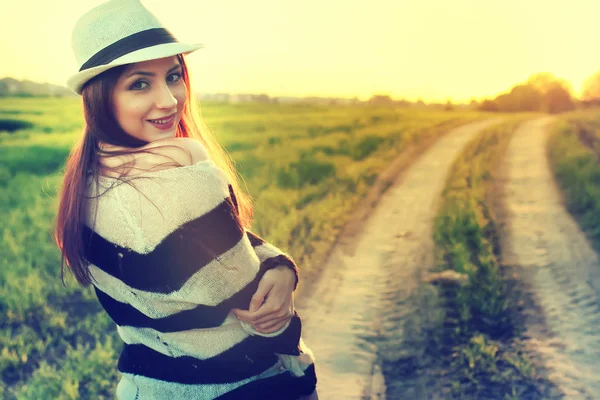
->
[[252, 308, 293, 326], [232, 308, 253, 322], [233, 285, 275, 323], [255, 316, 292, 333], [249, 303, 279, 322], [235, 304, 278, 323], [248, 282, 274, 312], [233, 306, 272, 321], [251, 293, 293, 325]]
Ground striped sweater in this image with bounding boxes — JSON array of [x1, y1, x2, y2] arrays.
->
[[82, 158, 317, 399]]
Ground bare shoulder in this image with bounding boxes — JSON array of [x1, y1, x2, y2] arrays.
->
[[98, 138, 211, 177], [143, 137, 209, 168]]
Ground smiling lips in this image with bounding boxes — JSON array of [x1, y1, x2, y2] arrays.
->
[[147, 113, 176, 123], [147, 113, 177, 130]]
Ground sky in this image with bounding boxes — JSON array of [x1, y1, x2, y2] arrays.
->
[[2, 0, 600, 102]]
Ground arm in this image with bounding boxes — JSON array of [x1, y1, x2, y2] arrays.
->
[[245, 229, 299, 291], [233, 229, 300, 338], [227, 184, 300, 291], [225, 185, 302, 341]]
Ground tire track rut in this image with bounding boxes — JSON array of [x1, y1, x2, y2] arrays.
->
[[497, 116, 600, 399]]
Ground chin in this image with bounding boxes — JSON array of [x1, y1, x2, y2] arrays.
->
[[144, 127, 178, 140], [148, 133, 177, 142]]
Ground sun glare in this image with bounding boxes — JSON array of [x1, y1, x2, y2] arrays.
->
[[1, 0, 600, 101]]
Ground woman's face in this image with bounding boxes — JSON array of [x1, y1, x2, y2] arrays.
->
[[111, 56, 186, 143]]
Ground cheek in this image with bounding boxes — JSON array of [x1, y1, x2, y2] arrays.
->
[[175, 87, 187, 108], [116, 98, 147, 124]]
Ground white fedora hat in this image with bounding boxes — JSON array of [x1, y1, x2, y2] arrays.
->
[[67, 0, 203, 95]]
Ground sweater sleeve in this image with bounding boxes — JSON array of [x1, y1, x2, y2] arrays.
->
[[244, 229, 299, 291], [227, 185, 300, 291]]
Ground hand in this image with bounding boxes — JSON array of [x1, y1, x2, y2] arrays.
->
[[232, 266, 296, 334]]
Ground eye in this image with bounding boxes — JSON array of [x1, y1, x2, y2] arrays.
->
[[130, 80, 149, 91], [129, 73, 182, 91], [168, 72, 182, 83]]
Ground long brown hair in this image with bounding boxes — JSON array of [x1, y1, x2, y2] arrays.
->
[[53, 54, 254, 286]]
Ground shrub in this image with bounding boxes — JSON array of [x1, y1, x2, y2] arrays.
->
[[276, 155, 336, 188], [0, 119, 34, 133], [352, 135, 384, 160]]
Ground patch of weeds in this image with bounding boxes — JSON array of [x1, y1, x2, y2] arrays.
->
[[0, 119, 34, 133]]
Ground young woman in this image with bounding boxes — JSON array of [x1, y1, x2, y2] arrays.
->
[[54, 1, 318, 399]]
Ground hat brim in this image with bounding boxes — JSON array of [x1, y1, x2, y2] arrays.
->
[[67, 42, 204, 95]]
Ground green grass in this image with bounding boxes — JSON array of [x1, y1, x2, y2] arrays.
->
[[431, 116, 550, 399], [547, 109, 600, 242], [0, 96, 489, 398]]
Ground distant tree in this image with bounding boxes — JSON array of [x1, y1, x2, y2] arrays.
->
[[488, 73, 574, 113], [394, 99, 411, 107], [508, 84, 543, 111], [581, 70, 600, 101], [543, 82, 576, 113], [368, 94, 393, 105], [527, 72, 574, 96], [256, 93, 270, 103], [494, 93, 514, 112], [478, 99, 499, 112], [444, 99, 454, 111]]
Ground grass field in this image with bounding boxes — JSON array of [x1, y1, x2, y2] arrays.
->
[[0, 96, 487, 399], [547, 109, 600, 245], [431, 115, 554, 399]]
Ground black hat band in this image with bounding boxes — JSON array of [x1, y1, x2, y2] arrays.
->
[[80, 28, 178, 71]]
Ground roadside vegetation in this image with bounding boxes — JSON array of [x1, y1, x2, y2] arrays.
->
[[547, 110, 600, 248], [431, 116, 554, 399]]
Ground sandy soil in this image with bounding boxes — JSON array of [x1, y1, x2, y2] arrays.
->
[[495, 117, 600, 399], [295, 118, 503, 399]]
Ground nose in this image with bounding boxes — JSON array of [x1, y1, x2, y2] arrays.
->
[[155, 82, 178, 110]]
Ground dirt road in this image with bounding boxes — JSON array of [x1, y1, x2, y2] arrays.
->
[[296, 118, 502, 399], [496, 117, 600, 399]]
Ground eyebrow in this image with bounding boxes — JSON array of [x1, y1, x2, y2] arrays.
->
[[127, 64, 182, 78]]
